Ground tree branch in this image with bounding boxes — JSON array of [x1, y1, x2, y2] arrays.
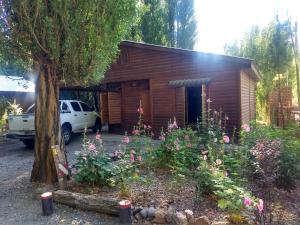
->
[[21, 2, 50, 55]]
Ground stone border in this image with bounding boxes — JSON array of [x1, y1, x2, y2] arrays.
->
[[53, 190, 230, 225]]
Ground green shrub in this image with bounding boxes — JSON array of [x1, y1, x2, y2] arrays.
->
[[242, 123, 300, 189], [75, 152, 118, 186], [153, 124, 200, 173], [196, 159, 254, 212], [75, 132, 122, 186]]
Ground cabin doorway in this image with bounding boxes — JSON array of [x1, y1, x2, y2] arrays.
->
[[185, 86, 202, 124]]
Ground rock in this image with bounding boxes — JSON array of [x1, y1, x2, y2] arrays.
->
[[211, 221, 230, 225], [134, 211, 143, 221], [171, 212, 188, 225], [148, 200, 156, 207], [152, 209, 168, 224], [184, 209, 194, 223], [140, 208, 148, 219], [83, 222, 92, 225], [147, 207, 156, 219], [166, 206, 176, 223], [193, 216, 210, 225], [133, 206, 143, 216]]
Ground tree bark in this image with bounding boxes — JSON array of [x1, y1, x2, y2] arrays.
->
[[31, 63, 59, 183]]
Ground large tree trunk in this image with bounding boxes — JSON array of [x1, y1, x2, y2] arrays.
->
[[31, 64, 59, 183]]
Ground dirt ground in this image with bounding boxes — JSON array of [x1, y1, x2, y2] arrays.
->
[[0, 130, 123, 225]]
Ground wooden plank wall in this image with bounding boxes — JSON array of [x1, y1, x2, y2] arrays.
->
[[240, 71, 256, 125], [121, 80, 151, 132], [103, 46, 254, 134], [207, 71, 240, 131], [100, 93, 109, 124], [108, 92, 121, 124], [175, 87, 185, 127], [249, 78, 256, 120]]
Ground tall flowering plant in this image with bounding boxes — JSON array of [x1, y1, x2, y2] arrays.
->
[[153, 120, 200, 173], [75, 129, 118, 187]]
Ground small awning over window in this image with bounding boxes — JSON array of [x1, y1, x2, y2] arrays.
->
[[168, 78, 211, 87]]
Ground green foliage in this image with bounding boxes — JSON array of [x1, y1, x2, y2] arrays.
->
[[75, 151, 118, 187], [175, 0, 197, 49], [132, 0, 197, 49], [0, 0, 139, 84], [0, 96, 8, 119], [75, 132, 118, 186], [140, 0, 169, 46], [241, 123, 300, 189], [196, 160, 253, 212], [153, 124, 200, 173], [224, 19, 295, 121]]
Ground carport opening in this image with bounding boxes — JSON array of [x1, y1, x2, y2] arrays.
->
[[185, 86, 202, 124]]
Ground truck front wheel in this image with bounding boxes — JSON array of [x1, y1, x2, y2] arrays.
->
[[62, 125, 72, 145], [22, 139, 35, 149], [93, 118, 102, 133]]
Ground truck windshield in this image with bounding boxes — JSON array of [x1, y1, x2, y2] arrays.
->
[[26, 105, 35, 114]]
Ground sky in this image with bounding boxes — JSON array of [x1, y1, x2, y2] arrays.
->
[[194, 0, 300, 53]]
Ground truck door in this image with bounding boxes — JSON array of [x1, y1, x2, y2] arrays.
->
[[69, 101, 85, 130], [79, 102, 95, 128]]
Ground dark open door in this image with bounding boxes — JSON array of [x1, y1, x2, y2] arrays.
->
[[186, 86, 202, 124]]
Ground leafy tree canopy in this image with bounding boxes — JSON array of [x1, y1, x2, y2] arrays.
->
[[224, 18, 295, 121], [0, 0, 139, 84]]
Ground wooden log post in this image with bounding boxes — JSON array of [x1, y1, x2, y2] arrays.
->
[[51, 145, 67, 190], [53, 190, 119, 216]]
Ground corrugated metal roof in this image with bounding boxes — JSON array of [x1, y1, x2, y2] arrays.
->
[[169, 78, 211, 87], [0, 76, 35, 92]]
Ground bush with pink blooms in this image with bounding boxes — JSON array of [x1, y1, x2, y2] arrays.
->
[[75, 131, 121, 186], [152, 121, 200, 173]]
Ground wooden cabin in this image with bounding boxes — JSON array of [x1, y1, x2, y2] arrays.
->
[[100, 41, 260, 135]]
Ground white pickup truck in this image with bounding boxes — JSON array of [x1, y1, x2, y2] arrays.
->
[[6, 100, 101, 148]]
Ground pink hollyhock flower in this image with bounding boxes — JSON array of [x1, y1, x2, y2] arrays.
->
[[223, 135, 230, 143], [172, 121, 178, 129], [130, 153, 135, 162], [88, 144, 96, 152], [132, 129, 140, 135], [148, 125, 151, 129], [137, 107, 144, 114], [242, 124, 251, 132], [257, 199, 264, 213], [243, 197, 252, 206], [95, 134, 101, 140], [225, 116, 229, 120], [137, 155, 142, 161], [159, 135, 165, 141], [122, 136, 130, 144]]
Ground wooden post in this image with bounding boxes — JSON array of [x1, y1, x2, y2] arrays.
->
[[52, 145, 67, 190], [201, 84, 206, 125]]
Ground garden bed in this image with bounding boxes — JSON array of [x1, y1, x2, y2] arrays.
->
[[57, 172, 300, 225], [65, 108, 300, 225]]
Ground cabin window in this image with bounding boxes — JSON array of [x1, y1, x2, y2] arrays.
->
[[185, 86, 202, 124], [116, 51, 129, 65]]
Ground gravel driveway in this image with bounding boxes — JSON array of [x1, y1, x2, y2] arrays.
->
[[0, 131, 124, 225]]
